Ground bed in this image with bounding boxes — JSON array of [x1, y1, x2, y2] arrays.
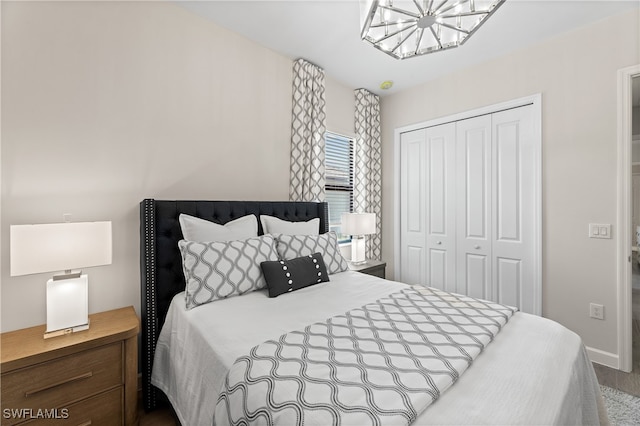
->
[[140, 199, 607, 426]]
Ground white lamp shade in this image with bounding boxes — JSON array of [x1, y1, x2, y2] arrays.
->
[[10, 221, 112, 276], [341, 213, 376, 236]]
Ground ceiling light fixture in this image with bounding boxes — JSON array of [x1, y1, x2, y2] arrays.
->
[[360, 0, 506, 60]]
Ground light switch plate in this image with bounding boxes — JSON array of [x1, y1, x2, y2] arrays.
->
[[589, 224, 612, 239]]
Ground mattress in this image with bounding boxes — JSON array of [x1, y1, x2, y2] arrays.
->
[[151, 271, 607, 426]]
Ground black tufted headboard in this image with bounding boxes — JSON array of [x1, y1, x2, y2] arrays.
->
[[139, 199, 329, 411]]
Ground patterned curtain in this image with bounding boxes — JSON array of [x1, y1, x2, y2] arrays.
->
[[354, 89, 382, 260], [289, 59, 327, 202]]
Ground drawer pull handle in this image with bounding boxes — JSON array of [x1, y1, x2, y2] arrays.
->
[[25, 372, 93, 397], [77, 422, 92, 426]]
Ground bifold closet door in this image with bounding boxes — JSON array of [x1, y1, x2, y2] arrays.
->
[[399, 129, 426, 286], [398, 104, 539, 314], [455, 115, 492, 300], [491, 106, 536, 312], [454, 107, 536, 308], [399, 123, 456, 291]]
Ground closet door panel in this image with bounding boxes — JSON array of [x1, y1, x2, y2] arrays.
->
[[456, 115, 492, 299], [495, 121, 520, 241], [428, 137, 447, 234], [465, 136, 489, 239], [405, 246, 425, 285], [496, 257, 521, 308], [464, 254, 488, 300], [429, 249, 447, 289], [491, 106, 535, 312], [425, 123, 456, 292], [400, 129, 427, 285]]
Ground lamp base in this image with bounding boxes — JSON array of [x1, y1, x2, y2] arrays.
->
[[44, 321, 90, 339], [45, 274, 89, 338], [350, 236, 366, 264]]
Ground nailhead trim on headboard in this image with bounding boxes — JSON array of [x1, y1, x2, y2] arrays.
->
[[140, 199, 158, 410]]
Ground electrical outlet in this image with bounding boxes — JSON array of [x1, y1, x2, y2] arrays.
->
[[590, 303, 604, 320]]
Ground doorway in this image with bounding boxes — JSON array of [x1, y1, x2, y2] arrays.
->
[[617, 65, 640, 374], [630, 76, 640, 375]]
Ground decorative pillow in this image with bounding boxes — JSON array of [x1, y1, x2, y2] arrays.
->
[[178, 235, 278, 309], [261, 253, 329, 298], [179, 214, 258, 242], [260, 215, 319, 236], [274, 232, 349, 275]]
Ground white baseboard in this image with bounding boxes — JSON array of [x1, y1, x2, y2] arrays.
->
[[586, 346, 619, 369]]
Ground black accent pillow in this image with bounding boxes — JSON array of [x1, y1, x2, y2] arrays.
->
[[261, 252, 329, 298]]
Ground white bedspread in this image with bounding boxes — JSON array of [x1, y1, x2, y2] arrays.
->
[[152, 271, 606, 426]]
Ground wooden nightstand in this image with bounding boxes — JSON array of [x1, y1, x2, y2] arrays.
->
[[348, 259, 386, 279], [1, 306, 139, 426]]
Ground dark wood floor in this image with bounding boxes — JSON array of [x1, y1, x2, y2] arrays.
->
[[139, 403, 177, 426]]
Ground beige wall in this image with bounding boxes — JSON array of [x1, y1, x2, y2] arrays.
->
[[326, 77, 356, 138], [381, 9, 640, 356], [0, 1, 355, 331]]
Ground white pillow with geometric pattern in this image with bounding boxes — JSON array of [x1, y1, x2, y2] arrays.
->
[[274, 232, 349, 275], [179, 235, 278, 309]]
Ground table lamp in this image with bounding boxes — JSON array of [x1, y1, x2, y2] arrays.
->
[[10, 221, 112, 338], [341, 212, 376, 265]]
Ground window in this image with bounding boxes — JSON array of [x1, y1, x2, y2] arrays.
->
[[325, 132, 354, 243]]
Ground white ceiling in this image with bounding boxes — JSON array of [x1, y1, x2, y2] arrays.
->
[[176, 0, 639, 96]]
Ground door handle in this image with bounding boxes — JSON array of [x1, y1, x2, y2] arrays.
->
[[474, 245, 480, 249], [436, 241, 442, 245]]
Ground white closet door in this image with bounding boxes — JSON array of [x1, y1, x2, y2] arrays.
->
[[456, 115, 492, 300], [424, 123, 456, 292], [398, 101, 540, 314], [491, 106, 535, 311], [399, 124, 456, 289], [399, 129, 427, 285]]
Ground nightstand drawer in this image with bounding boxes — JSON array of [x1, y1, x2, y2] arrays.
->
[[2, 342, 122, 424], [25, 388, 122, 426]]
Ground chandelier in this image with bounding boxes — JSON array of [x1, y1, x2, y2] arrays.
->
[[360, 0, 506, 60]]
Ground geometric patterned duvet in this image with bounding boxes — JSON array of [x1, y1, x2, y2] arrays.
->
[[214, 286, 516, 426]]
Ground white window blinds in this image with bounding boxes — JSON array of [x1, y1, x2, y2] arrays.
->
[[325, 132, 354, 242]]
